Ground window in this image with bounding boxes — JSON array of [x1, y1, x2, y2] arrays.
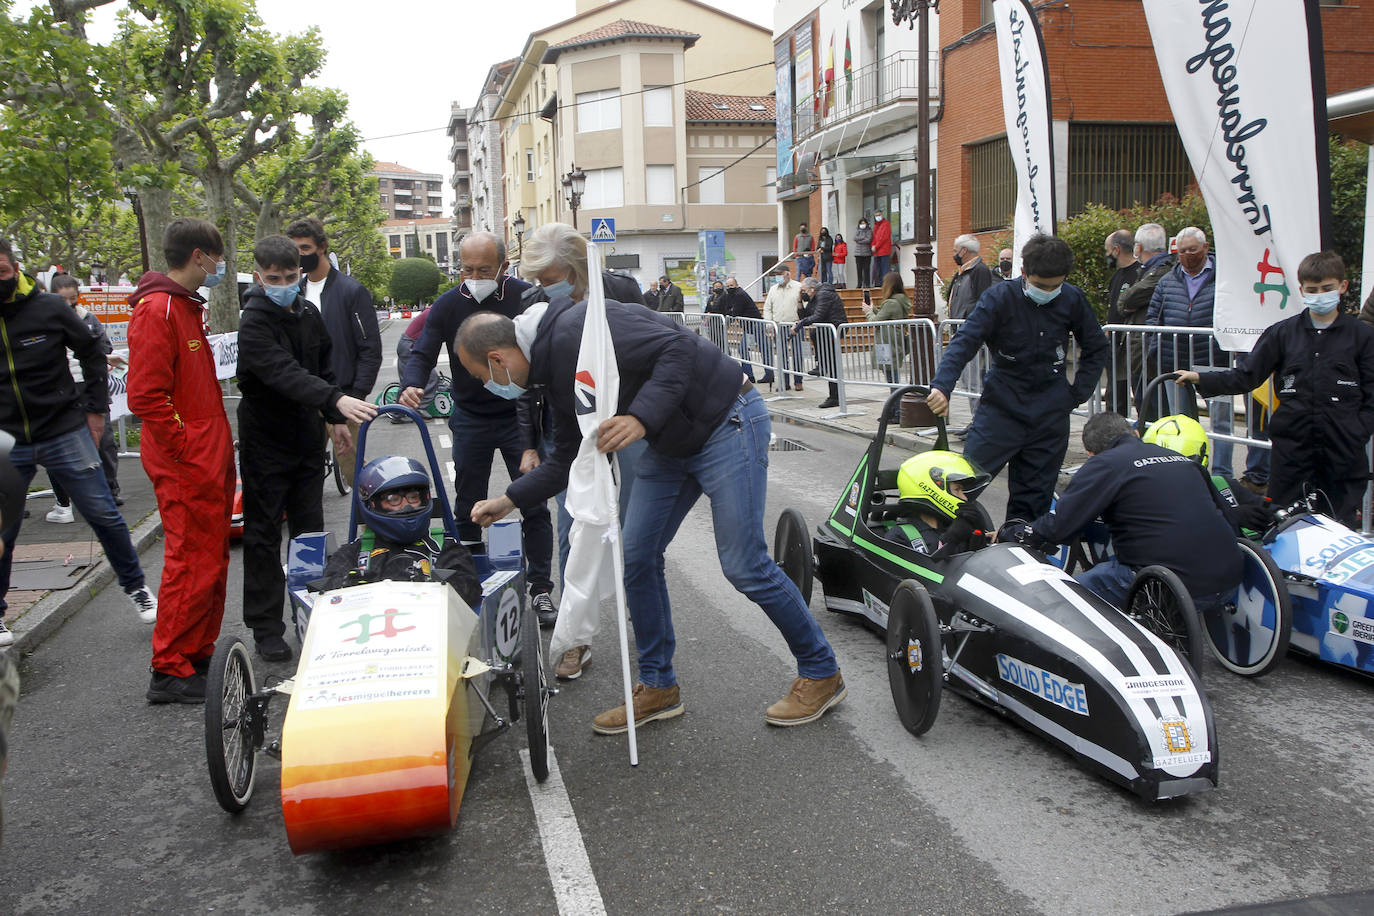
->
[[980, 0, 995, 25], [1067, 123, 1192, 215], [643, 87, 672, 128], [436, 233, 449, 264], [764, 167, 777, 204], [380, 194, 388, 204], [403, 235, 419, 257], [388, 234, 402, 253], [525, 149, 534, 181], [582, 167, 624, 209], [969, 138, 1016, 232], [646, 165, 675, 205], [698, 166, 725, 205], [575, 88, 621, 133]]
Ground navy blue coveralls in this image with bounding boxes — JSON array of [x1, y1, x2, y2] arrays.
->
[[931, 278, 1108, 523]]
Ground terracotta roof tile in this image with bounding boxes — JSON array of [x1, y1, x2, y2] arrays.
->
[[543, 19, 699, 61], [684, 90, 775, 122]]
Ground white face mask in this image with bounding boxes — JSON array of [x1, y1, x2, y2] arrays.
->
[[465, 278, 497, 302]]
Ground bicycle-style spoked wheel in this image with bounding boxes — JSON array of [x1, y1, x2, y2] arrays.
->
[[521, 597, 550, 782], [326, 439, 351, 496], [1127, 566, 1204, 671], [205, 638, 259, 813]]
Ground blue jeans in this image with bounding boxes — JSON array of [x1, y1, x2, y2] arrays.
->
[[555, 439, 647, 582], [0, 425, 144, 613], [619, 389, 838, 687], [449, 407, 553, 594], [1078, 556, 1227, 617], [873, 254, 891, 282]]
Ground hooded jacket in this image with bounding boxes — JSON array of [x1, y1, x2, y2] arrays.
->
[[504, 296, 745, 510], [0, 273, 108, 443], [236, 286, 345, 454]]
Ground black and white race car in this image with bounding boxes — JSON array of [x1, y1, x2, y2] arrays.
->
[[773, 387, 1217, 801]]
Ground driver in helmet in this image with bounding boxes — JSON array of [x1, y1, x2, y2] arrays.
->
[[886, 451, 992, 558], [318, 456, 482, 607], [1144, 414, 1275, 534]]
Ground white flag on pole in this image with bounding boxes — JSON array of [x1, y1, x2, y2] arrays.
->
[[1143, 0, 1329, 352], [993, 0, 1058, 275]]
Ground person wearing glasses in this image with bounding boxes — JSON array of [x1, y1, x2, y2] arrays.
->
[[316, 456, 481, 605], [399, 231, 557, 626]]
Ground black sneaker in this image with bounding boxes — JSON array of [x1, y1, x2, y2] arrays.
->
[[817, 398, 839, 409], [256, 634, 293, 662], [532, 592, 558, 628], [191, 657, 211, 675], [147, 671, 207, 704]]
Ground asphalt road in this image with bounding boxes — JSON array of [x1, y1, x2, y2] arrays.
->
[[4, 321, 1374, 915]]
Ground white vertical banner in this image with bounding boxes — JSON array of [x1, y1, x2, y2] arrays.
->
[[993, 0, 1058, 276], [552, 241, 638, 764], [1143, 0, 1329, 352]]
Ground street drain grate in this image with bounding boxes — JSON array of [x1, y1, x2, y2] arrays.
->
[[769, 437, 816, 452]]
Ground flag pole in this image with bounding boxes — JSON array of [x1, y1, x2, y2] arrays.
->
[[608, 453, 638, 766]]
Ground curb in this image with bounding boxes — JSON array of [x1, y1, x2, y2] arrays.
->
[[4, 511, 164, 656], [767, 404, 932, 452]]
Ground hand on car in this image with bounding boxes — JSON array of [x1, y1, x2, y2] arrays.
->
[[925, 388, 949, 416], [1173, 370, 1200, 386], [335, 395, 377, 424], [398, 386, 424, 408], [472, 495, 515, 527]]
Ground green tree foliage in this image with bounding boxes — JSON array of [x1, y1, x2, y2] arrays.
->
[[1330, 135, 1368, 311], [389, 257, 441, 306]]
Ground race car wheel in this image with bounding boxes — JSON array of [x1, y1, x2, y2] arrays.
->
[[1202, 539, 1292, 677], [521, 597, 551, 783], [377, 382, 402, 406], [885, 579, 943, 736], [774, 508, 814, 607], [205, 637, 259, 814], [1127, 566, 1204, 671], [326, 440, 351, 496]]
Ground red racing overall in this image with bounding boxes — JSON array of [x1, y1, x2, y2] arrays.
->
[[126, 276, 236, 677]]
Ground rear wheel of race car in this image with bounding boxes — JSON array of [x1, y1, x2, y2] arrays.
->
[[1127, 566, 1205, 671], [205, 638, 258, 814], [378, 382, 402, 405], [521, 598, 550, 783], [1201, 539, 1292, 677], [885, 579, 943, 736], [774, 508, 814, 607], [327, 440, 351, 496]]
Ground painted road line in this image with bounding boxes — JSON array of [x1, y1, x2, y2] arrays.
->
[[445, 461, 455, 481], [440, 434, 452, 449], [520, 748, 606, 916]]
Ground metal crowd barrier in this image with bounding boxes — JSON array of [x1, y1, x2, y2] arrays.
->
[[833, 318, 941, 396]]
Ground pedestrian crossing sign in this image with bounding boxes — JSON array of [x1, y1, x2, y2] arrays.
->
[[590, 218, 616, 242]]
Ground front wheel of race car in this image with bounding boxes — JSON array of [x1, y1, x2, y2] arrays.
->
[[1202, 539, 1292, 677], [885, 579, 943, 736], [521, 598, 550, 783], [205, 637, 259, 814], [1127, 566, 1204, 672], [774, 508, 814, 607]]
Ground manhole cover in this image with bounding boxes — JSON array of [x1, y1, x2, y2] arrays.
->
[[769, 437, 815, 452]]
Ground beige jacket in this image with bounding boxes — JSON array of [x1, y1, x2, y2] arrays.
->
[[763, 279, 802, 324]]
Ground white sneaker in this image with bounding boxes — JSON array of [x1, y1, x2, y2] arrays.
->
[[0, 618, 12, 647], [126, 586, 157, 624], [45, 503, 74, 524]]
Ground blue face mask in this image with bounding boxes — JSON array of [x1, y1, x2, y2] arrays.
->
[[263, 283, 298, 307], [1023, 280, 1062, 305], [1303, 290, 1341, 315], [542, 279, 574, 300], [484, 360, 526, 399], [202, 257, 227, 289]]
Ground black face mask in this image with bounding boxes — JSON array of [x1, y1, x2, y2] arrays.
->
[[712, 288, 723, 297], [0, 276, 15, 302], [299, 251, 321, 273], [999, 259, 1013, 275], [1103, 253, 1116, 269], [952, 253, 964, 267]]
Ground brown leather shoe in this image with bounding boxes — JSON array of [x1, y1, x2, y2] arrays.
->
[[592, 682, 683, 735], [555, 645, 592, 680], [764, 672, 846, 726], [1238, 476, 1268, 497]]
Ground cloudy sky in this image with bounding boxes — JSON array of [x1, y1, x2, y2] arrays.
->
[[57, 0, 777, 204]]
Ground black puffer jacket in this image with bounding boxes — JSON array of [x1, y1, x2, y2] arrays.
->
[[796, 284, 847, 328]]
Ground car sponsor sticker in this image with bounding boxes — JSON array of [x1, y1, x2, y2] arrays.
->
[[862, 589, 890, 622], [1324, 549, 1374, 585], [1122, 674, 1190, 698], [996, 654, 1089, 716], [1161, 718, 1192, 753], [906, 638, 924, 672], [844, 483, 859, 517], [1329, 609, 1374, 645], [1152, 751, 1211, 769]]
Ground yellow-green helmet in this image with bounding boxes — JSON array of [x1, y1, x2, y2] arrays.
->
[[1144, 414, 1209, 464], [896, 451, 990, 520]]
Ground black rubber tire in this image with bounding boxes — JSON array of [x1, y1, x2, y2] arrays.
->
[[205, 638, 258, 813], [378, 383, 402, 405], [521, 595, 550, 783], [1202, 539, 1292, 677], [774, 508, 814, 607], [885, 579, 943, 736], [328, 440, 351, 496], [1127, 566, 1205, 671]]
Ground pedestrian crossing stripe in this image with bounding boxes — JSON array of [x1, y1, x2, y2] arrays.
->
[[591, 218, 615, 242]]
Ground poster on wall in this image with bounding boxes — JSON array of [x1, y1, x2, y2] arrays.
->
[[775, 38, 793, 178], [900, 179, 916, 242], [794, 25, 813, 141], [664, 258, 699, 307]]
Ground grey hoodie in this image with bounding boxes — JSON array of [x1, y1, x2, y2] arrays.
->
[[853, 224, 873, 256]]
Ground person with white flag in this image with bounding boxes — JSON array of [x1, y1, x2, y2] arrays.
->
[[464, 223, 845, 737]]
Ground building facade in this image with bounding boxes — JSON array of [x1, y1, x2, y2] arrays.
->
[[466, 59, 517, 236], [380, 217, 460, 275], [495, 0, 778, 303], [368, 161, 446, 222], [447, 104, 473, 232]]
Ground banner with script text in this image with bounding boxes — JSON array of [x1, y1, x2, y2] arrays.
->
[[994, 0, 1058, 275], [1144, 0, 1330, 352]]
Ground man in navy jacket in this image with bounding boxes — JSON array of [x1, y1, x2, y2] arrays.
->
[[927, 234, 1108, 523], [399, 231, 555, 621], [460, 222, 843, 734]]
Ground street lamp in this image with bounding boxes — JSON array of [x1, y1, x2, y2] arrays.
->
[[562, 164, 587, 229], [891, 0, 937, 324], [512, 211, 526, 260]]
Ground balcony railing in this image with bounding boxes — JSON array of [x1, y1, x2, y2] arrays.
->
[[393, 187, 412, 197], [790, 50, 936, 141]]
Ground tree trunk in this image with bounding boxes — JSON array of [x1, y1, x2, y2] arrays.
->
[[137, 184, 173, 275], [256, 199, 283, 243], [203, 171, 239, 332]]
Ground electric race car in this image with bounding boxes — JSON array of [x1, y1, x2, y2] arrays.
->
[[773, 387, 1217, 801]]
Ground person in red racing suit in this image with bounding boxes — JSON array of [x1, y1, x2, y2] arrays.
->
[[126, 218, 237, 704]]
